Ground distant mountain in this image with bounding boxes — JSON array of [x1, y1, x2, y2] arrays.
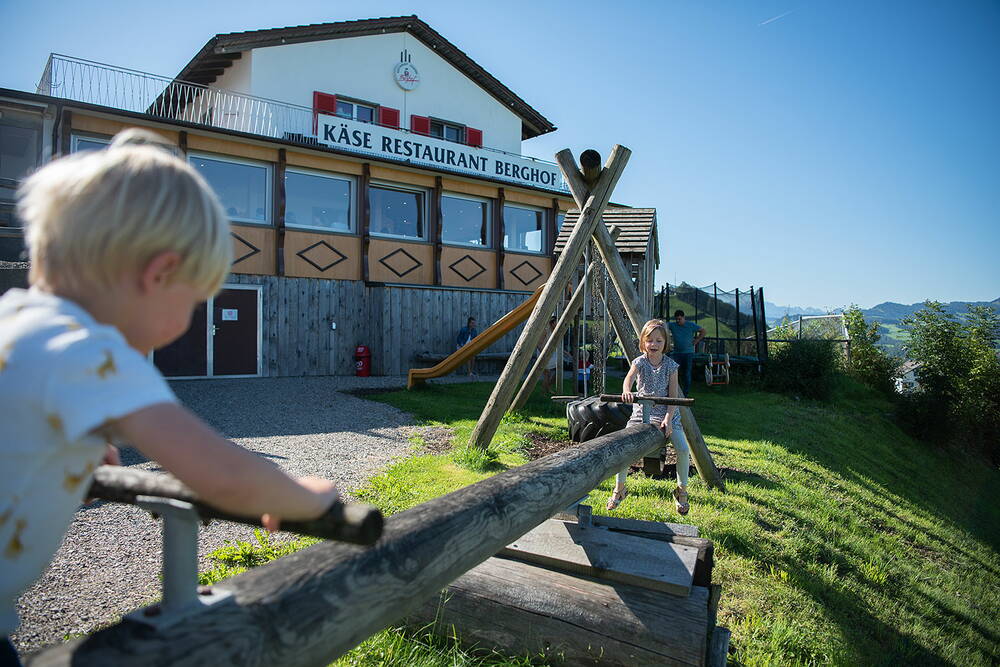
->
[[764, 302, 828, 325]]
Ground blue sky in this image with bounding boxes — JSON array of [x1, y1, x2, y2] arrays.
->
[[2, 0, 997, 310]]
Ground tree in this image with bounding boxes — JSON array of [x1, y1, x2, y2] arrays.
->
[[844, 305, 900, 395], [901, 302, 1000, 463]]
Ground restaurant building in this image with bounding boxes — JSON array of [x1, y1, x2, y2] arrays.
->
[[0, 16, 657, 377]]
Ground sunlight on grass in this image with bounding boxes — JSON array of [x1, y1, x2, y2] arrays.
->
[[199, 377, 1000, 666]]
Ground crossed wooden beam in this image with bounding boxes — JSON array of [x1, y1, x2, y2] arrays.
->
[[469, 146, 725, 492]]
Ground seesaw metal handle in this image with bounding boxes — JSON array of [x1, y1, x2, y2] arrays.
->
[[87, 465, 383, 545], [599, 394, 694, 407]]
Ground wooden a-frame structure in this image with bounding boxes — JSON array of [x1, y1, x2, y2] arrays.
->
[[469, 146, 725, 491]]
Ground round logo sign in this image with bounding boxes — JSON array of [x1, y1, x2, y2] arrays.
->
[[393, 62, 420, 91]]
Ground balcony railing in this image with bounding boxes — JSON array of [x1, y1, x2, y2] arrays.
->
[[36, 54, 567, 191]]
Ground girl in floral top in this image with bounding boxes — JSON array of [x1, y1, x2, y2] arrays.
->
[[607, 319, 691, 514]]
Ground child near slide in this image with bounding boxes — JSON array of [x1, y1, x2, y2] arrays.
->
[[607, 319, 691, 515], [0, 129, 339, 664]]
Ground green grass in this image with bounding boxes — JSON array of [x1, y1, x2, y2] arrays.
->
[[199, 376, 1000, 666]]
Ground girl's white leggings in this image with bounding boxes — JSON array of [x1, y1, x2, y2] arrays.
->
[[616, 422, 690, 487]]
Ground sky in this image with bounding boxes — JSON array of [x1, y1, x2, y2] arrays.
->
[[2, 0, 998, 310]]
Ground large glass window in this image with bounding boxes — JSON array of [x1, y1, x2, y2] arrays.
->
[[503, 204, 545, 253], [1, 107, 43, 208], [441, 194, 490, 247], [190, 154, 270, 224], [284, 169, 353, 232], [369, 184, 425, 239]]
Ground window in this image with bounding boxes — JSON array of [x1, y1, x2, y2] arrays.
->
[[336, 100, 375, 124], [503, 204, 545, 253], [441, 194, 491, 247], [189, 154, 270, 224], [72, 135, 110, 153], [284, 168, 353, 232], [369, 184, 425, 240], [430, 120, 464, 144], [556, 212, 566, 231], [1, 107, 43, 206]]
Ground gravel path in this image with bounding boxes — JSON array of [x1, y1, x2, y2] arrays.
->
[[12, 374, 481, 655]]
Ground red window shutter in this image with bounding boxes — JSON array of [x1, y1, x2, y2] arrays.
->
[[312, 92, 337, 135], [466, 127, 483, 148], [378, 106, 400, 129], [410, 115, 430, 136]]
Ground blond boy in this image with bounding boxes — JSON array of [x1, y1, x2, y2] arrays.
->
[[0, 130, 337, 657]]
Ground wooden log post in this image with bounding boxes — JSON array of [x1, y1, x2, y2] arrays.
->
[[511, 228, 622, 411], [468, 146, 631, 451], [30, 426, 665, 667], [555, 151, 649, 333]]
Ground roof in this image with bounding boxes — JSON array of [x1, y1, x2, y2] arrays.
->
[[174, 16, 556, 140], [555, 208, 659, 266]]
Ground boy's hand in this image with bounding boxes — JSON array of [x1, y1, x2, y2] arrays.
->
[[84, 444, 120, 504], [661, 423, 673, 438], [262, 476, 338, 533]]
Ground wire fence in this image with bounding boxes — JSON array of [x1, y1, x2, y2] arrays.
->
[[654, 282, 769, 362]]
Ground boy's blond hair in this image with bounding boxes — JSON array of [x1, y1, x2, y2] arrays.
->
[[639, 319, 672, 353], [18, 128, 232, 295]]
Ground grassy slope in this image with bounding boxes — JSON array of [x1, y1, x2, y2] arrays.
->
[[351, 377, 1000, 666]]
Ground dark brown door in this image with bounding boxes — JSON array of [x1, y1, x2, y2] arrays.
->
[[212, 288, 259, 376], [153, 302, 208, 377]]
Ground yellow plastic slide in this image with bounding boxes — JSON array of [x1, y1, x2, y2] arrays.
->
[[407, 286, 543, 389]]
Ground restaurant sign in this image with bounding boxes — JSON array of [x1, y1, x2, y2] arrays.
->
[[317, 114, 564, 192]]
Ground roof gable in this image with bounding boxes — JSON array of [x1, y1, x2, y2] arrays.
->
[[174, 16, 555, 140], [556, 208, 659, 266]]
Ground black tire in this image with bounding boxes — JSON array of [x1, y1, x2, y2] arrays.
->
[[566, 396, 633, 443]]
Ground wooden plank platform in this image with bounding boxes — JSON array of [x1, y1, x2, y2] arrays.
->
[[501, 519, 698, 597]]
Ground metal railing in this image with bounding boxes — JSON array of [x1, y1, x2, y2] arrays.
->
[[36, 54, 567, 190]]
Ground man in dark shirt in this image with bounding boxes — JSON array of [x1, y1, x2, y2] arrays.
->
[[667, 310, 705, 395]]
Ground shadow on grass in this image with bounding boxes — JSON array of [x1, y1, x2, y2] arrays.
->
[[690, 384, 1000, 552]]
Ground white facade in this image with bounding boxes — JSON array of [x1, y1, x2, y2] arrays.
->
[[213, 33, 524, 155]]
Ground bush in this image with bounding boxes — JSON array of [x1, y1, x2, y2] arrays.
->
[[844, 306, 901, 395], [901, 302, 1000, 464], [765, 339, 842, 400]]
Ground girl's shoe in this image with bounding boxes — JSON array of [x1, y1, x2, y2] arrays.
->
[[607, 488, 628, 511], [673, 486, 690, 515]]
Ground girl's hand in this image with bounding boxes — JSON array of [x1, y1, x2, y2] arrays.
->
[[262, 477, 339, 532], [661, 422, 673, 438], [622, 390, 634, 403]]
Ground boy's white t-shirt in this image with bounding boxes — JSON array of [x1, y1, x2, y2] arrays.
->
[[0, 288, 176, 636]]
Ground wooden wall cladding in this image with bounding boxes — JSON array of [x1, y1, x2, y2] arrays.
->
[[375, 286, 531, 377], [230, 225, 275, 275], [71, 114, 179, 145], [368, 238, 434, 285], [369, 165, 436, 188], [286, 151, 364, 175], [187, 134, 277, 162], [503, 253, 550, 291], [440, 178, 498, 199], [284, 231, 361, 280], [440, 246, 497, 289], [222, 275, 531, 377], [504, 189, 554, 208]]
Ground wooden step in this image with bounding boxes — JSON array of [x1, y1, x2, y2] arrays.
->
[[501, 519, 698, 597]]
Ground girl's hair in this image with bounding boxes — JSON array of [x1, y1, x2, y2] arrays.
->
[[18, 128, 232, 295], [638, 319, 671, 353]]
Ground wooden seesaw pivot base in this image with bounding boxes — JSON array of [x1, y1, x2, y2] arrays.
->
[[405, 509, 730, 666]]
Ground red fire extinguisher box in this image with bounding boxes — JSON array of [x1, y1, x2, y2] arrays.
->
[[354, 345, 371, 377]]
